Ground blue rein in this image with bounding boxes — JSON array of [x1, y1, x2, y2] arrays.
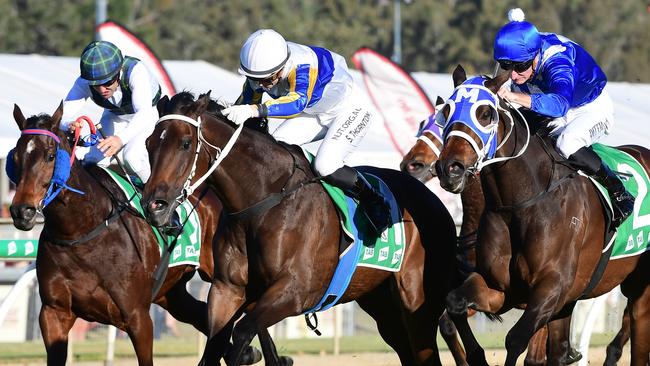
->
[[7, 129, 85, 209]]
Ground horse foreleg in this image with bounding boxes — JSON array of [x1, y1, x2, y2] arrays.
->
[[523, 326, 547, 366], [198, 280, 246, 366], [446, 272, 501, 365], [604, 302, 630, 366], [227, 280, 302, 366], [161, 272, 209, 333], [438, 311, 468, 366], [40, 305, 77, 366], [504, 278, 564, 366], [628, 283, 650, 366], [357, 280, 417, 366], [124, 308, 154, 366], [546, 315, 573, 366], [258, 328, 293, 366]]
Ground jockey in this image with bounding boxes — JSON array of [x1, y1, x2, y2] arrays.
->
[[61, 40, 160, 185], [493, 16, 635, 226], [222, 29, 390, 233]]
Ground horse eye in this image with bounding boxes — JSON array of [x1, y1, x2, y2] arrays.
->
[[47, 153, 55, 162], [182, 140, 192, 150]]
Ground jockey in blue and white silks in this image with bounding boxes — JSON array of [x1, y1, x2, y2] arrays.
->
[[493, 15, 634, 226], [62, 40, 161, 184], [222, 29, 389, 233]]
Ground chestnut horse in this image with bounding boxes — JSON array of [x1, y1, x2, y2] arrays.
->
[[7, 103, 281, 366], [434, 66, 650, 365], [142, 91, 460, 366]]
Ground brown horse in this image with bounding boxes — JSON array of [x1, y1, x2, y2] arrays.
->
[[7, 103, 279, 366], [141, 91, 460, 366], [434, 66, 650, 365]]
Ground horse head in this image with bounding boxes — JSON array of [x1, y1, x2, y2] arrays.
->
[[9, 103, 67, 230], [434, 65, 511, 193], [399, 96, 445, 182], [143, 91, 212, 227]]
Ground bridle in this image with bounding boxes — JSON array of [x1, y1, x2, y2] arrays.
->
[[155, 113, 244, 204]]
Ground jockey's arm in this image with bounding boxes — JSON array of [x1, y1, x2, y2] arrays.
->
[[529, 57, 575, 118], [235, 80, 264, 105], [259, 64, 316, 118], [61, 77, 92, 132], [113, 63, 156, 146]]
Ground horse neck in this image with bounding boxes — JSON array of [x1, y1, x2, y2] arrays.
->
[[479, 107, 553, 209], [42, 161, 114, 239], [459, 174, 484, 236], [200, 115, 301, 214]]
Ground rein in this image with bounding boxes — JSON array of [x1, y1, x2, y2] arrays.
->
[[488, 112, 576, 212]]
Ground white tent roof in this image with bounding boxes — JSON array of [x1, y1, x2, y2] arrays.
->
[[1, 53, 649, 165]]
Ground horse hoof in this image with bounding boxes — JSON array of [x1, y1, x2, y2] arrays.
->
[[239, 345, 263, 365], [565, 347, 582, 364], [280, 356, 294, 366]]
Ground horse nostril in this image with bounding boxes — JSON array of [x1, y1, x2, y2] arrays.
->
[[150, 199, 168, 213], [448, 162, 466, 178], [407, 161, 425, 173]]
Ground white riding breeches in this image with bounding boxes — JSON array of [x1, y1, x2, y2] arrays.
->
[[548, 90, 614, 158], [74, 108, 158, 183], [271, 87, 374, 176]]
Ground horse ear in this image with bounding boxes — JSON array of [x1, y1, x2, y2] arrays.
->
[[435, 96, 445, 105], [485, 71, 511, 93], [195, 91, 211, 116], [13, 104, 26, 131], [452, 65, 467, 88], [157, 95, 169, 116], [50, 101, 64, 134]]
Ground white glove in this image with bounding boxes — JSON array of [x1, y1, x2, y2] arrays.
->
[[222, 105, 259, 125], [215, 96, 233, 109]]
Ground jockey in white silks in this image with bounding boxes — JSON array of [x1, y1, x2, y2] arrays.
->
[[222, 29, 390, 233], [493, 13, 634, 226], [61, 40, 160, 185]]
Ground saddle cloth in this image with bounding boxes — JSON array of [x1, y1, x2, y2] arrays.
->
[[590, 143, 650, 259], [302, 150, 405, 313]]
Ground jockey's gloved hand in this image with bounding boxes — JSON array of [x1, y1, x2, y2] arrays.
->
[[222, 104, 259, 125], [216, 96, 233, 109]]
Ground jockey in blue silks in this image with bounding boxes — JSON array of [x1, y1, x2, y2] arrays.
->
[[222, 29, 389, 233], [493, 17, 635, 226]]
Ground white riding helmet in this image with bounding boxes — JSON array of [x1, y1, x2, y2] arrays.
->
[[238, 29, 290, 78]]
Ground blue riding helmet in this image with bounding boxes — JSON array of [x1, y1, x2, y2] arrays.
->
[[493, 20, 541, 62], [80, 41, 123, 85]]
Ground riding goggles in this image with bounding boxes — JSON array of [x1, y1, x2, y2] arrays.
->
[[498, 58, 534, 73], [248, 70, 280, 85]]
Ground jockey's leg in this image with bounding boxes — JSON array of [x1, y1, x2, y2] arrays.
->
[[313, 91, 389, 234], [568, 146, 635, 226], [553, 90, 634, 226]]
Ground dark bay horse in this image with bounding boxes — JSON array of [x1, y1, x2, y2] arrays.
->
[[142, 91, 460, 366], [8, 103, 274, 366], [401, 102, 632, 366], [434, 66, 650, 365]]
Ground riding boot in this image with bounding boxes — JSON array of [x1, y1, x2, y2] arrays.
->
[[569, 146, 635, 226], [324, 166, 391, 234], [593, 163, 635, 226]]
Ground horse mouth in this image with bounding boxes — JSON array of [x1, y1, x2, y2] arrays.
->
[[10, 205, 38, 231], [438, 175, 465, 194]]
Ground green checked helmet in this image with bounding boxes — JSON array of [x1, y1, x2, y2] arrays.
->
[[80, 41, 123, 85]]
